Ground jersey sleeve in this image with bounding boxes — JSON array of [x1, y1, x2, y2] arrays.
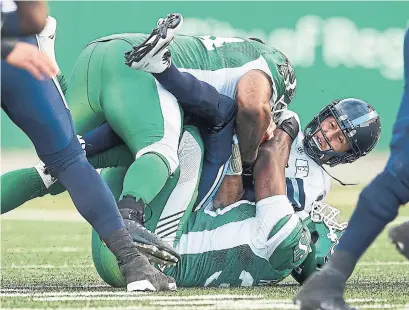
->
[[255, 44, 286, 104], [255, 196, 311, 275]]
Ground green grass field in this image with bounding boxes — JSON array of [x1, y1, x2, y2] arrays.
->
[[1, 187, 409, 310]]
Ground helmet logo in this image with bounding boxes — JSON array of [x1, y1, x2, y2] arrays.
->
[[293, 230, 311, 263]]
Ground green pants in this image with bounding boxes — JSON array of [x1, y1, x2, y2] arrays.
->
[[92, 126, 204, 287], [67, 36, 183, 173]]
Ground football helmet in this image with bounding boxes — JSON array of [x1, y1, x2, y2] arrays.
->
[[303, 98, 381, 167], [291, 201, 348, 284]]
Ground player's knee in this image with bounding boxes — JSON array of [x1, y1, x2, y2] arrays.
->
[[358, 171, 408, 222], [136, 144, 179, 175], [40, 136, 85, 178]]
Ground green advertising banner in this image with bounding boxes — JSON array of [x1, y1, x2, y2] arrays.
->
[[2, 1, 408, 150]]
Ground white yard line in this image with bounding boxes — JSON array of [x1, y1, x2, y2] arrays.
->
[[0, 288, 406, 310], [2, 261, 409, 270], [358, 261, 409, 266], [1, 297, 405, 310]]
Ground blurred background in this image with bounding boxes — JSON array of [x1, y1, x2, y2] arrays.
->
[[2, 1, 409, 184]]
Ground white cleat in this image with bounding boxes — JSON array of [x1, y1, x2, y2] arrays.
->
[[124, 13, 184, 73]]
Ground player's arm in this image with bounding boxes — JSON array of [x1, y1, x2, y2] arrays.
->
[[253, 116, 299, 201], [235, 69, 272, 168], [2, 1, 48, 37]]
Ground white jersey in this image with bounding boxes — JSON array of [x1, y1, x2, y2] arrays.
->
[[277, 110, 331, 215]]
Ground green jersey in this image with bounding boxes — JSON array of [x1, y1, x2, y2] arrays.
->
[[92, 128, 311, 288], [92, 34, 287, 105], [163, 198, 311, 287]]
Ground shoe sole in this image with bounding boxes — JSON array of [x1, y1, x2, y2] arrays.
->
[[152, 13, 184, 57], [125, 220, 180, 262], [124, 13, 183, 66], [134, 242, 178, 266]]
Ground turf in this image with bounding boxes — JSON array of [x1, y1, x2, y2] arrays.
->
[[1, 188, 409, 310]]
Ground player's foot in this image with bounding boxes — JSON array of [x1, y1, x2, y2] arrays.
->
[[118, 197, 180, 266], [121, 253, 177, 292], [38, 16, 60, 73], [294, 267, 355, 310], [389, 221, 409, 260], [124, 219, 180, 267], [104, 228, 177, 292], [124, 13, 183, 73]]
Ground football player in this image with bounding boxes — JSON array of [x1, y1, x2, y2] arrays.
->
[[294, 27, 408, 310], [2, 1, 169, 292], [1, 13, 295, 264], [92, 98, 380, 288], [92, 19, 381, 284]]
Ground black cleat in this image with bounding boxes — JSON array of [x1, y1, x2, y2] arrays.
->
[[124, 219, 180, 266], [118, 196, 180, 266], [124, 13, 183, 73], [294, 268, 355, 310], [389, 220, 409, 260], [104, 228, 177, 291]]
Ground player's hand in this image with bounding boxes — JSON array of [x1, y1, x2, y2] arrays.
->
[[5, 42, 58, 80], [261, 118, 276, 144]]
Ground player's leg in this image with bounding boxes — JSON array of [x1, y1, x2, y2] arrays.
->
[[149, 125, 204, 246], [1, 145, 133, 215], [98, 38, 182, 262], [101, 39, 181, 203], [92, 167, 128, 288], [1, 122, 131, 215], [93, 126, 205, 287], [2, 17, 125, 214], [2, 24, 128, 213], [125, 13, 236, 165], [1, 36, 175, 292], [294, 28, 409, 310]]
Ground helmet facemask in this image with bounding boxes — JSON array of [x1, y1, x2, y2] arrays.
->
[[310, 201, 348, 243], [291, 202, 347, 284]]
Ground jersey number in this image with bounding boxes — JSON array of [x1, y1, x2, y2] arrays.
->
[[204, 270, 254, 287]]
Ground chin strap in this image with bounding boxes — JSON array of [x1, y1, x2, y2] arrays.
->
[[320, 165, 358, 186]]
